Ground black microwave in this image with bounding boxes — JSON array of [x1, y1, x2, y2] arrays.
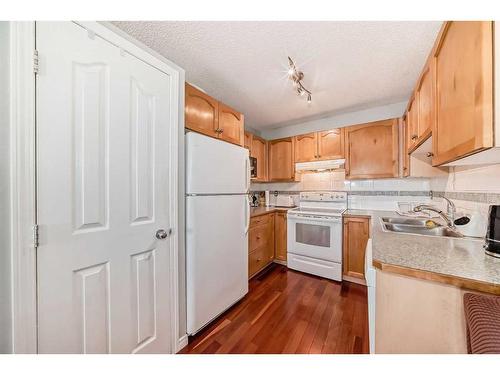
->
[[249, 156, 257, 178]]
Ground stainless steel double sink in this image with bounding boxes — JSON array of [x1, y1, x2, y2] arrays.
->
[[380, 217, 464, 238]]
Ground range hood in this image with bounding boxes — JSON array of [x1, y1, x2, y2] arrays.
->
[[295, 159, 345, 172]]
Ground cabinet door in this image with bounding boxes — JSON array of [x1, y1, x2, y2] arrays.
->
[[244, 131, 252, 151], [268, 137, 294, 181], [218, 103, 244, 146], [318, 128, 344, 160], [402, 117, 410, 177], [248, 214, 274, 278], [416, 61, 434, 141], [185, 83, 219, 137], [294, 132, 317, 162], [344, 119, 399, 179], [250, 135, 268, 182], [407, 96, 419, 151], [343, 216, 369, 281], [432, 21, 493, 166], [274, 212, 287, 262]]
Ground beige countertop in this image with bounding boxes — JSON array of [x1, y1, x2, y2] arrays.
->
[[345, 209, 500, 294], [250, 206, 295, 218]]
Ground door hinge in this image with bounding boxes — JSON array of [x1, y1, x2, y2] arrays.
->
[[33, 224, 39, 248], [33, 50, 39, 75]]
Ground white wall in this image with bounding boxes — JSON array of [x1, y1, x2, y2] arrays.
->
[[429, 164, 500, 235], [0, 21, 12, 354], [260, 101, 407, 140]]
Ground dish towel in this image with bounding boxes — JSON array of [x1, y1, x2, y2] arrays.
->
[[464, 292, 500, 354]]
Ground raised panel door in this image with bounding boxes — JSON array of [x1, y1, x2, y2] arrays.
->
[[218, 103, 244, 146], [402, 117, 410, 177], [244, 131, 252, 151], [250, 135, 268, 182], [343, 217, 369, 281], [345, 119, 399, 179], [37, 22, 173, 354], [268, 137, 294, 181], [407, 96, 419, 150], [432, 21, 494, 166], [274, 212, 287, 262], [294, 132, 317, 162], [318, 128, 344, 160], [185, 83, 219, 138], [416, 62, 434, 141]]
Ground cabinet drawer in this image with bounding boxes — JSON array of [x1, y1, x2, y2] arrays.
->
[[250, 213, 271, 227], [249, 246, 271, 278], [249, 223, 271, 253]]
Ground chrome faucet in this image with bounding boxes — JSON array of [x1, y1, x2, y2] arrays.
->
[[413, 202, 456, 229], [441, 196, 456, 225]]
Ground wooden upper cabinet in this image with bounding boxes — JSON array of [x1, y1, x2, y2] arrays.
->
[[244, 131, 252, 150], [185, 83, 219, 137], [318, 128, 344, 160], [218, 103, 244, 146], [344, 119, 399, 179], [407, 96, 419, 150], [294, 129, 344, 162], [432, 21, 494, 166], [416, 60, 434, 141], [343, 216, 370, 282], [250, 135, 268, 182], [294, 132, 318, 162], [402, 117, 410, 177], [274, 212, 287, 262], [268, 137, 294, 181]]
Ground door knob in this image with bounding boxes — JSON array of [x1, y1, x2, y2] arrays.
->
[[155, 229, 171, 240]]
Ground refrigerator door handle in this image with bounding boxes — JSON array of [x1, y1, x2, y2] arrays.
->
[[245, 157, 250, 193], [244, 195, 251, 234]]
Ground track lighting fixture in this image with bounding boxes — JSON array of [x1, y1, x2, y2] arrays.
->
[[287, 56, 312, 103]]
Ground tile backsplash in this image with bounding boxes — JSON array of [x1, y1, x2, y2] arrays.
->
[[251, 170, 430, 193]]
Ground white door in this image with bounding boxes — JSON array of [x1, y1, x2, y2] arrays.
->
[[36, 22, 174, 353]]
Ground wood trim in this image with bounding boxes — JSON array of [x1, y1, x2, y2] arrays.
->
[[372, 260, 500, 295], [9, 21, 37, 354]]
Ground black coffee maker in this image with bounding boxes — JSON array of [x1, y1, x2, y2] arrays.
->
[[485, 205, 500, 258]]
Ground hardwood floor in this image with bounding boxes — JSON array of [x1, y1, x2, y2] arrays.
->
[[180, 264, 369, 354]]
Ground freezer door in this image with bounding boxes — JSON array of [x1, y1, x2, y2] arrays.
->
[[186, 132, 250, 194], [186, 195, 249, 334]]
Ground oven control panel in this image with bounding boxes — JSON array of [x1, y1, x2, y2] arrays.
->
[[299, 192, 347, 202]]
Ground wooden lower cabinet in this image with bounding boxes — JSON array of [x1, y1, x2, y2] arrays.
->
[[274, 212, 287, 262], [343, 216, 370, 283], [248, 213, 275, 278]]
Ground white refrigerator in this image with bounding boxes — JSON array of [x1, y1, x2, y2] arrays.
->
[[186, 132, 250, 335]]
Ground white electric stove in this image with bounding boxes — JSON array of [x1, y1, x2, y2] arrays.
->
[[287, 191, 347, 281]]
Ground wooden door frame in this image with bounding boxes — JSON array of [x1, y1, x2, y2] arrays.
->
[[9, 21, 185, 353]]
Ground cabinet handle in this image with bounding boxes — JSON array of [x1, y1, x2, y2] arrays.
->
[[411, 135, 418, 140], [426, 152, 434, 158]]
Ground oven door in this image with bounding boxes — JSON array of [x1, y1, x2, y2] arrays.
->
[[287, 214, 342, 263]]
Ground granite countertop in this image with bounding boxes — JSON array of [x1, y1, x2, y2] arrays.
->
[[250, 206, 295, 218], [345, 209, 500, 292]]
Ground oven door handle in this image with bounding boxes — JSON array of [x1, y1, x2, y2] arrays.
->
[[287, 214, 342, 224]]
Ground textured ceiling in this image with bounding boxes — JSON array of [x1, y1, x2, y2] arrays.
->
[[113, 21, 442, 130]]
